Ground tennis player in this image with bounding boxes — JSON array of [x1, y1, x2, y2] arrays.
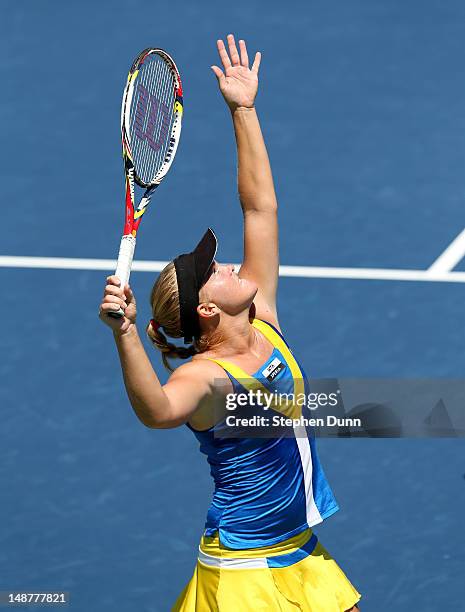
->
[[99, 34, 361, 612]]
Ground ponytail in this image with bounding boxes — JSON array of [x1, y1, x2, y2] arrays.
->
[[146, 321, 198, 373]]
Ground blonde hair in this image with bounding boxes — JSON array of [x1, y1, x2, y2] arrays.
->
[[146, 261, 219, 372]]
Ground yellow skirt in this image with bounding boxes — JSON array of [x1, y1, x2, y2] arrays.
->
[[172, 528, 361, 611]]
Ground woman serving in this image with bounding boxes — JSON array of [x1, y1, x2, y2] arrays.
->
[[99, 34, 361, 612]]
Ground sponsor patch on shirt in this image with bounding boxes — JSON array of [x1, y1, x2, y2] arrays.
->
[[261, 357, 285, 382]]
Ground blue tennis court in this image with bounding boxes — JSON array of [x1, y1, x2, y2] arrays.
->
[[1, 1, 464, 610]]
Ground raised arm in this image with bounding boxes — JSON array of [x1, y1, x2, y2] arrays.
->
[[211, 35, 280, 327]]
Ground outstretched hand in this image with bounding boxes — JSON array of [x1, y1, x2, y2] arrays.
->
[[211, 34, 261, 111]]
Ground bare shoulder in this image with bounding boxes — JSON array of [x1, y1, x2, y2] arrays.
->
[[168, 357, 218, 380], [157, 358, 230, 429], [169, 357, 233, 431], [168, 355, 230, 388]]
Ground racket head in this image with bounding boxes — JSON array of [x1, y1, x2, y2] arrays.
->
[[121, 48, 183, 189]]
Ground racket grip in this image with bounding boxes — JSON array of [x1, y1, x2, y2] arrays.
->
[[108, 234, 136, 319]]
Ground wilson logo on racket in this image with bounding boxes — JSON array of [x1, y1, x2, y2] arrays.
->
[[133, 84, 171, 152]]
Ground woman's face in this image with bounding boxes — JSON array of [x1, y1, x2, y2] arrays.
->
[[198, 260, 257, 315]]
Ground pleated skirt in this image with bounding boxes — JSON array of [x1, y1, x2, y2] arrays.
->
[[172, 527, 361, 611]]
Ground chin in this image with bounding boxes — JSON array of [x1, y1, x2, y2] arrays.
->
[[242, 277, 258, 293]]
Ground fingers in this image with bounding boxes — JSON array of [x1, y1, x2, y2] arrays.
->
[[104, 279, 125, 299], [251, 51, 261, 74], [123, 284, 135, 304], [106, 275, 121, 286], [227, 33, 240, 66], [100, 301, 124, 315], [105, 284, 125, 298], [216, 35, 254, 70], [211, 65, 225, 83], [238, 39, 249, 68], [217, 39, 231, 70], [103, 293, 127, 309], [103, 275, 127, 308], [99, 276, 137, 326]]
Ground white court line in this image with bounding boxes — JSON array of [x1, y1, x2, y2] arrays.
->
[[428, 228, 465, 273], [2, 255, 465, 283]]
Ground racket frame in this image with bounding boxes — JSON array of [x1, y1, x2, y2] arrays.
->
[[110, 48, 183, 318]]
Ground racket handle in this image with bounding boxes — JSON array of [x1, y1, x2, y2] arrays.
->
[[108, 234, 136, 319]]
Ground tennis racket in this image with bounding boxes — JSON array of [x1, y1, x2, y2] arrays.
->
[[109, 47, 183, 318]]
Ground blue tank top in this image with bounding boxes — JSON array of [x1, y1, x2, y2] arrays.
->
[[186, 318, 339, 549]]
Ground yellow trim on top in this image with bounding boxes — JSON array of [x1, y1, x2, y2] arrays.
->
[[252, 319, 306, 398], [204, 319, 304, 419]]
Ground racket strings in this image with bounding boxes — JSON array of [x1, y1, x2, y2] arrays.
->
[[129, 54, 176, 185]]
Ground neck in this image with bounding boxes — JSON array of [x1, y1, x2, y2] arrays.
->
[[202, 306, 260, 358]]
